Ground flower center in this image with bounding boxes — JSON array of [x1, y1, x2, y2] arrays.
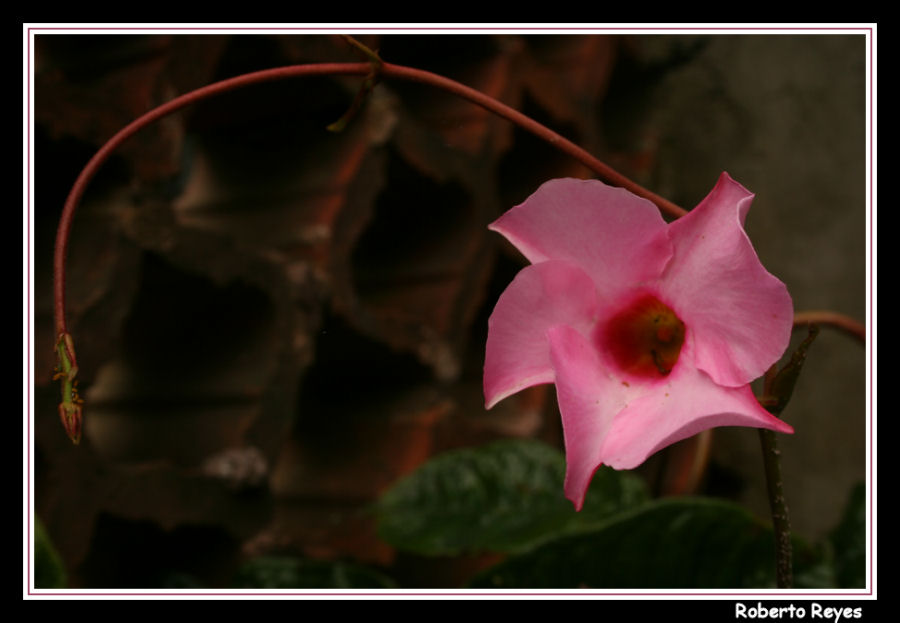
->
[[602, 294, 685, 379]]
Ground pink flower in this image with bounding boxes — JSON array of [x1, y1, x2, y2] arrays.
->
[[484, 173, 794, 511]]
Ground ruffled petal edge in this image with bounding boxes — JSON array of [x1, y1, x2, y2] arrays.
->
[[484, 260, 599, 409], [659, 172, 793, 387]]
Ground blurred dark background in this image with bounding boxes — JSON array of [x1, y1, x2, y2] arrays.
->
[[31, 33, 867, 588]]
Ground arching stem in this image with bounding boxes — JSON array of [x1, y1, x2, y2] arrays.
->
[[53, 59, 688, 339]]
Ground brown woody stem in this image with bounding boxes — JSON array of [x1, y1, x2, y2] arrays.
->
[[759, 427, 793, 588]]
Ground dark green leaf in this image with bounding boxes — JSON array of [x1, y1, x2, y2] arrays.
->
[[375, 439, 649, 556], [828, 482, 866, 588], [34, 517, 67, 589], [233, 556, 396, 589], [468, 497, 828, 589]]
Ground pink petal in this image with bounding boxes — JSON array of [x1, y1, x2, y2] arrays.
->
[[547, 324, 638, 511], [489, 178, 673, 305], [658, 172, 793, 387], [599, 348, 794, 470], [484, 260, 600, 409]]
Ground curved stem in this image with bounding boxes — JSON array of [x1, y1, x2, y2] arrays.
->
[[378, 63, 688, 219], [52, 60, 686, 338], [54, 62, 370, 337], [793, 310, 866, 344]]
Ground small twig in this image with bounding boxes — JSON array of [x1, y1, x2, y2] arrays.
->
[[339, 35, 382, 64], [327, 36, 384, 132]]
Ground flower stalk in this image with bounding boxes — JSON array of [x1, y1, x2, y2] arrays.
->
[[51, 56, 689, 444], [758, 428, 792, 588], [757, 324, 819, 588]]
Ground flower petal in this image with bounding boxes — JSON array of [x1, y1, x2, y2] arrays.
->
[[600, 353, 794, 470], [484, 260, 600, 409], [489, 178, 673, 303], [658, 172, 793, 387], [547, 324, 637, 511]]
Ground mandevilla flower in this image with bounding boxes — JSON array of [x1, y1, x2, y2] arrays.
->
[[484, 173, 794, 510]]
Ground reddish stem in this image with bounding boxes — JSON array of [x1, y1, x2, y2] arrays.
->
[[54, 62, 365, 337], [379, 63, 688, 219], [52, 60, 686, 338], [793, 311, 866, 344]]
